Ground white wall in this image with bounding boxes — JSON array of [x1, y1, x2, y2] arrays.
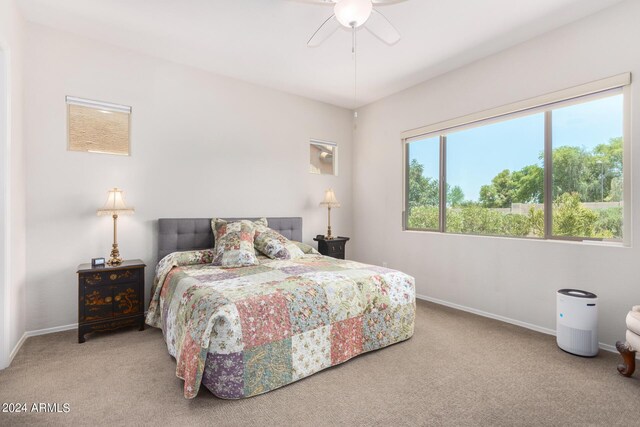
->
[[24, 24, 353, 331], [352, 0, 640, 348], [0, 0, 26, 369], [0, 36, 6, 371]]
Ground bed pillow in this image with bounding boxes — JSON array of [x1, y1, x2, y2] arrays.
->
[[293, 241, 320, 255], [254, 223, 305, 260], [211, 219, 259, 268]]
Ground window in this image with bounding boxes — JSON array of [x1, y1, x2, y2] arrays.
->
[[67, 96, 131, 156], [445, 114, 544, 237], [403, 74, 629, 243], [406, 136, 440, 230], [310, 140, 337, 175], [551, 95, 624, 240]]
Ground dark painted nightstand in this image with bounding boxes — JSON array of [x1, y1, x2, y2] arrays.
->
[[313, 236, 350, 259], [77, 259, 146, 343]]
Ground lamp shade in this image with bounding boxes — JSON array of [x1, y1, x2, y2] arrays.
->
[[97, 187, 135, 216], [334, 0, 373, 28], [319, 188, 341, 208]]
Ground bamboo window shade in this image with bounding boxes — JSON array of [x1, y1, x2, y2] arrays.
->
[[66, 96, 131, 156]]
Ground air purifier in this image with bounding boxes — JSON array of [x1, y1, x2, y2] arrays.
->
[[556, 289, 598, 357]]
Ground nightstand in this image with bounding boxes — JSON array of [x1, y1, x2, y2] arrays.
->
[[313, 236, 350, 259], [77, 259, 146, 343]]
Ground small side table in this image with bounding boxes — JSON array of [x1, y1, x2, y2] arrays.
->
[[313, 236, 350, 260], [77, 259, 146, 343]]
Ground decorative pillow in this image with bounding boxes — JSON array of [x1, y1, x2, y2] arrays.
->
[[249, 218, 268, 255], [211, 219, 259, 268], [254, 217, 268, 228], [254, 221, 305, 260], [293, 241, 320, 255]]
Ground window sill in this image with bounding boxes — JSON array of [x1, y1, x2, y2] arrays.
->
[[402, 228, 629, 248]]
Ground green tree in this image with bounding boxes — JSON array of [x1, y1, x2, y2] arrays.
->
[[594, 207, 622, 238], [480, 165, 543, 207], [608, 176, 623, 202], [479, 169, 515, 208], [552, 193, 598, 237], [528, 207, 544, 238], [408, 159, 438, 208], [552, 146, 589, 199], [447, 185, 465, 207], [407, 205, 439, 230], [446, 205, 531, 237], [594, 136, 623, 202], [551, 138, 622, 203], [408, 158, 465, 208], [478, 184, 499, 208], [512, 165, 544, 203], [594, 136, 622, 174]]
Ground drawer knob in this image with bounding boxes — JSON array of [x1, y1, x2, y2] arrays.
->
[[105, 296, 112, 303], [115, 295, 121, 302], [110, 274, 118, 281]]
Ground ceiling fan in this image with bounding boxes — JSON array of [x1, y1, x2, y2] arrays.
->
[[301, 0, 407, 47]]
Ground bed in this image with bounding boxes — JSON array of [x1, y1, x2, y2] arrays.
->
[[146, 217, 415, 399]]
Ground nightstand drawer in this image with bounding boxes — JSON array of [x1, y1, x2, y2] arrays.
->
[[83, 287, 114, 321], [113, 283, 143, 317], [328, 242, 345, 253], [81, 283, 143, 322], [80, 269, 140, 286]]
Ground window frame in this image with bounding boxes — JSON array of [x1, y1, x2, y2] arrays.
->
[[403, 135, 442, 232], [402, 73, 631, 245]]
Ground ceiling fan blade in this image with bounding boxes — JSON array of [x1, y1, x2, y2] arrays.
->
[[364, 9, 401, 45], [307, 14, 341, 47]]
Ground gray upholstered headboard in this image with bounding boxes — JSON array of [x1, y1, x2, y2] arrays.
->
[[157, 217, 303, 261]]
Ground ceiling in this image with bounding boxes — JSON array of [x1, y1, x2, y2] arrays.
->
[[18, 0, 624, 109]]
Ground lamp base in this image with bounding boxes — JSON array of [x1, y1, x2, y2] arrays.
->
[[326, 225, 333, 240], [107, 244, 123, 266]]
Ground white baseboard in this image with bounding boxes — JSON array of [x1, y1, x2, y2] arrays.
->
[[26, 323, 77, 338], [7, 323, 77, 367], [599, 343, 617, 353], [8, 332, 27, 365], [416, 293, 619, 355]]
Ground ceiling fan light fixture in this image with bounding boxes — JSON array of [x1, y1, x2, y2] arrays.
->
[[334, 0, 373, 28]]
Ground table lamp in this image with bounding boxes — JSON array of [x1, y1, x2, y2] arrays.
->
[[97, 188, 134, 266], [319, 188, 340, 239]]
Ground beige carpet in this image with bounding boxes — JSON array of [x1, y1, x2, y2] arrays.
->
[[1, 300, 638, 426]]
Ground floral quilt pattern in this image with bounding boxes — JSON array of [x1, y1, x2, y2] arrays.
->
[[254, 222, 305, 260], [146, 250, 415, 399], [212, 219, 259, 268]]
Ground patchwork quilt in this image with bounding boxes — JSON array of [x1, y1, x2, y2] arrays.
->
[[146, 249, 415, 399]]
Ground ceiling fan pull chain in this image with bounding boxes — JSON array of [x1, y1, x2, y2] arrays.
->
[[353, 24, 358, 119]]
